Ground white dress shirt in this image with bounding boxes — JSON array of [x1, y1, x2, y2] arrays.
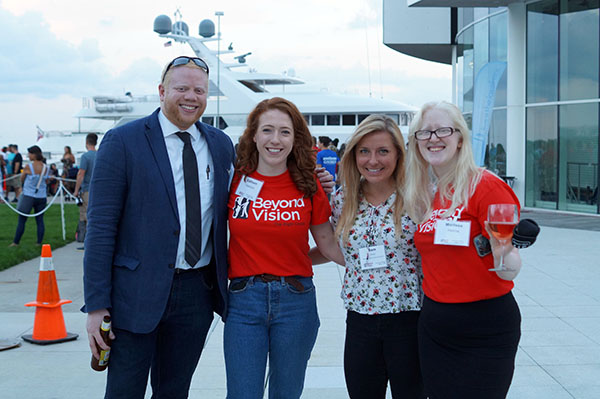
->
[[159, 110, 214, 269]]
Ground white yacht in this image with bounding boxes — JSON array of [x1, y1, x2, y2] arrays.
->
[[38, 12, 417, 164]]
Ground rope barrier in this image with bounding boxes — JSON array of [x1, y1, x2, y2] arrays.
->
[[0, 181, 70, 217], [53, 178, 79, 201], [1, 173, 78, 184], [54, 176, 78, 183], [0, 173, 23, 183]]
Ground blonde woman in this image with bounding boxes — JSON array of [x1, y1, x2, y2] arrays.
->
[[313, 114, 424, 398], [405, 101, 521, 399]]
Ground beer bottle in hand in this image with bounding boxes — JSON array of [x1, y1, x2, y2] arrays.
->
[[91, 316, 112, 371]]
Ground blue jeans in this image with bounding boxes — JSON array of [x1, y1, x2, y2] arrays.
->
[[224, 276, 320, 399], [104, 268, 215, 399], [13, 195, 46, 244]]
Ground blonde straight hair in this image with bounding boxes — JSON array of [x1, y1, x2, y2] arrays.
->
[[336, 114, 407, 242], [404, 101, 483, 224]]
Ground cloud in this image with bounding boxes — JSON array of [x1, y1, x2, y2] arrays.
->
[[295, 62, 451, 108], [112, 57, 164, 95], [0, 7, 115, 99], [346, 0, 381, 29], [98, 18, 114, 27]]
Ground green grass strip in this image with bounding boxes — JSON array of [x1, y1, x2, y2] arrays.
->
[[0, 203, 79, 271]]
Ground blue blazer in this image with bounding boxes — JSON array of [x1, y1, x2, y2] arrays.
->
[[82, 109, 234, 333]]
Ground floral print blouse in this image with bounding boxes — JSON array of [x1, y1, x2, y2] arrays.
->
[[331, 189, 423, 315]]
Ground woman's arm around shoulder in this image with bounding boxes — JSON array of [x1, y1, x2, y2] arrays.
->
[[310, 222, 345, 266]]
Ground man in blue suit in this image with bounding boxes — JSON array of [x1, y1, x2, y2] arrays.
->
[[83, 56, 235, 398]]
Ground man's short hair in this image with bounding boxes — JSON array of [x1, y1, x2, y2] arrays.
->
[[86, 133, 98, 146], [318, 136, 331, 147]]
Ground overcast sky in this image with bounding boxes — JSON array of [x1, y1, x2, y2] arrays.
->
[[0, 0, 451, 150]]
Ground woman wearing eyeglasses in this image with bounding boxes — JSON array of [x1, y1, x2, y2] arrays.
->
[[404, 101, 522, 399], [224, 97, 344, 399]]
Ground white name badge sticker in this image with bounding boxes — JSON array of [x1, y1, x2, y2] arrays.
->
[[359, 245, 387, 270], [235, 176, 264, 202], [433, 220, 471, 246]]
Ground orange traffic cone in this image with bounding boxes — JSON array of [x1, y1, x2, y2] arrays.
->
[[22, 244, 78, 345]]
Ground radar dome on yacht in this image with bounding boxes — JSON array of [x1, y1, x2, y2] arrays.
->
[[173, 21, 189, 36], [49, 11, 417, 168], [153, 15, 172, 34], [199, 19, 215, 38]]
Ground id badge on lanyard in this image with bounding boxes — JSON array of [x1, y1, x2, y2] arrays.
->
[[359, 245, 387, 270], [433, 220, 471, 246], [235, 175, 264, 201]]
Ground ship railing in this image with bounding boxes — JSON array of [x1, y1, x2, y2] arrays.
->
[[81, 95, 160, 109]]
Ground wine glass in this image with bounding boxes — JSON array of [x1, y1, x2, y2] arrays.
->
[[487, 204, 518, 272]]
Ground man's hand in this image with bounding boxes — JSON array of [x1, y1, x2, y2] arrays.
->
[[316, 167, 335, 194], [86, 308, 115, 360], [74, 169, 85, 198]]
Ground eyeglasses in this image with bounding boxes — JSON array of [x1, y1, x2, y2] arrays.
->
[[161, 56, 209, 83], [414, 127, 459, 141]]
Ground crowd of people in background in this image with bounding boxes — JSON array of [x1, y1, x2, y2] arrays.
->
[[0, 142, 94, 203], [2, 135, 98, 249], [1, 144, 24, 202]]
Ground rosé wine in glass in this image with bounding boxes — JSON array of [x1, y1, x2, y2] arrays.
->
[[488, 222, 517, 242], [487, 204, 518, 272]]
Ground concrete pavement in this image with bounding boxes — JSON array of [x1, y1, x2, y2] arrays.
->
[[1, 219, 599, 398]]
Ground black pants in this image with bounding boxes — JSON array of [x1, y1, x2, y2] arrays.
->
[[418, 293, 521, 399], [344, 310, 425, 399], [104, 268, 214, 399]]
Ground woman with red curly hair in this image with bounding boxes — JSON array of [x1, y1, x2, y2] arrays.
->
[[224, 97, 344, 399]]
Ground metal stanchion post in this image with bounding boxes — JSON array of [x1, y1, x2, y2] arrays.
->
[[60, 181, 66, 241]]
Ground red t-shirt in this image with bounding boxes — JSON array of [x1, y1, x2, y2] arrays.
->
[[228, 170, 331, 278], [414, 171, 520, 303]]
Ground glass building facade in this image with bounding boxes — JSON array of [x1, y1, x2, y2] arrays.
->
[[455, 2, 599, 214], [456, 8, 509, 176]]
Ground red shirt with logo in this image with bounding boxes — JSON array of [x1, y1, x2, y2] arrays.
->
[[414, 171, 520, 303], [228, 170, 331, 278]]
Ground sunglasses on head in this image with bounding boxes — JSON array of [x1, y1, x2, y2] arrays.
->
[[161, 56, 209, 83]]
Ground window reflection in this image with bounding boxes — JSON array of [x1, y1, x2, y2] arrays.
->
[[490, 12, 507, 107], [559, 103, 598, 212], [559, 5, 599, 100], [485, 109, 507, 176], [327, 115, 340, 126], [526, 106, 558, 209], [458, 26, 474, 113], [342, 115, 356, 126], [312, 115, 325, 126], [527, 1, 559, 103]]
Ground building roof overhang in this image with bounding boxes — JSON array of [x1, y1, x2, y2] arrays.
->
[[408, 0, 521, 6], [384, 43, 453, 65]]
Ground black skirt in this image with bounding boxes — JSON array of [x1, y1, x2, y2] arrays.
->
[[418, 292, 521, 399]]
